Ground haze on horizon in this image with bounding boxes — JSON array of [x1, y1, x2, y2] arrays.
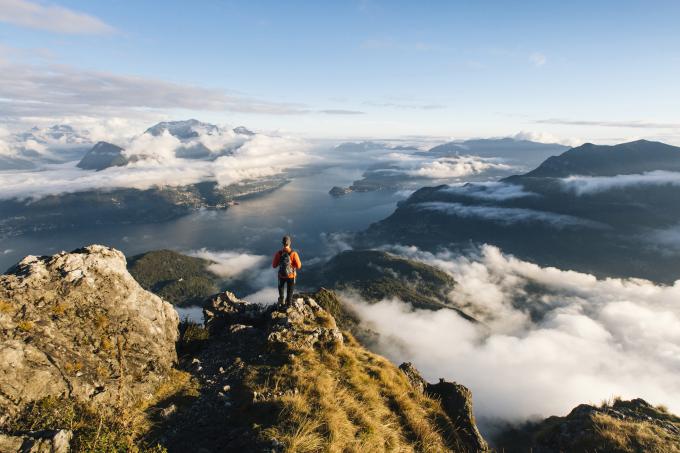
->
[[1, 0, 679, 145]]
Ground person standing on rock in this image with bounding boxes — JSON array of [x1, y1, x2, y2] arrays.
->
[[272, 235, 302, 304]]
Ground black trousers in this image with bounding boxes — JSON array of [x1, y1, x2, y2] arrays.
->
[[278, 277, 295, 304]]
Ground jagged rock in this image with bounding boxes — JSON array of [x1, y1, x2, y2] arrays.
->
[[0, 429, 72, 453], [0, 245, 179, 423], [428, 379, 489, 452], [267, 296, 344, 350], [203, 291, 265, 333], [203, 291, 344, 351], [399, 363, 488, 452], [399, 362, 428, 393]]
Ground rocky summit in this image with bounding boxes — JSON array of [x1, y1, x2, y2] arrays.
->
[[155, 289, 488, 452], [0, 245, 178, 424]]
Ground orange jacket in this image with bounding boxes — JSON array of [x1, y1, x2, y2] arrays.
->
[[272, 247, 302, 279]]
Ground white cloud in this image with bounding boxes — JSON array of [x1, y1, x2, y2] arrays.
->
[[189, 248, 266, 278], [376, 152, 513, 180], [123, 131, 183, 164], [561, 171, 680, 195], [529, 52, 547, 67], [0, 131, 311, 199], [513, 130, 581, 147], [346, 244, 680, 424], [408, 156, 511, 179], [415, 201, 604, 229], [442, 182, 536, 201], [0, 0, 116, 34]]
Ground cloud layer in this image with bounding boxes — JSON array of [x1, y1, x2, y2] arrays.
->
[[442, 182, 536, 201], [415, 201, 603, 229], [0, 129, 311, 200], [346, 244, 680, 424], [379, 151, 512, 180], [560, 171, 680, 195]]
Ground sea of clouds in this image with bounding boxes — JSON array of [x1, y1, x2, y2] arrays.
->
[[341, 244, 680, 427], [0, 126, 311, 200], [378, 150, 512, 180]]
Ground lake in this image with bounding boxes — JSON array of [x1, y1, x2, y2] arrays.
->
[[0, 165, 406, 272]]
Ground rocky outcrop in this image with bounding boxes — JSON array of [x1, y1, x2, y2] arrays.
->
[[427, 379, 488, 452], [0, 429, 72, 453], [399, 362, 489, 452], [0, 245, 178, 424], [496, 398, 680, 453], [204, 291, 344, 351]]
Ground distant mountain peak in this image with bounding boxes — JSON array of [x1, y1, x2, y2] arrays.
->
[[77, 141, 127, 171], [522, 139, 680, 178], [145, 119, 219, 140]]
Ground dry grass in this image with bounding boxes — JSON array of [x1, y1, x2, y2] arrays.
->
[[7, 368, 197, 452], [592, 413, 680, 453], [254, 332, 463, 453]]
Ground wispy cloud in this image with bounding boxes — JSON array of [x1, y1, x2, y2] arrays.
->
[[416, 201, 605, 229], [363, 101, 446, 110], [319, 109, 365, 115], [529, 51, 547, 67], [0, 0, 116, 35], [561, 171, 680, 195], [442, 182, 537, 201], [537, 118, 680, 129], [0, 60, 312, 119]]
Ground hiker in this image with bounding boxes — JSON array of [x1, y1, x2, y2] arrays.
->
[[272, 235, 302, 304]]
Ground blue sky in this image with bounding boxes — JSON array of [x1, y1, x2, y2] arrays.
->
[[1, 0, 680, 143]]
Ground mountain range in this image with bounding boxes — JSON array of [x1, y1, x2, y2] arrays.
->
[[360, 139, 680, 282], [330, 138, 568, 195]]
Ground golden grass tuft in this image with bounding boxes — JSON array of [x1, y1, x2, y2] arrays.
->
[[251, 331, 464, 453], [592, 412, 680, 453]]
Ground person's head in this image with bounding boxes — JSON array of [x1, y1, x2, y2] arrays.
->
[[282, 235, 292, 247]]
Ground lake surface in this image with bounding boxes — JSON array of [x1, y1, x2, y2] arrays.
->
[[0, 165, 406, 271]]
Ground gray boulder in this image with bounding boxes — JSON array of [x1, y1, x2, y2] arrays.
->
[[0, 245, 178, 424]]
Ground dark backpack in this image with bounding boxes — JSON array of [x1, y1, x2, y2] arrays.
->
[[278, 249, 294, 277]]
